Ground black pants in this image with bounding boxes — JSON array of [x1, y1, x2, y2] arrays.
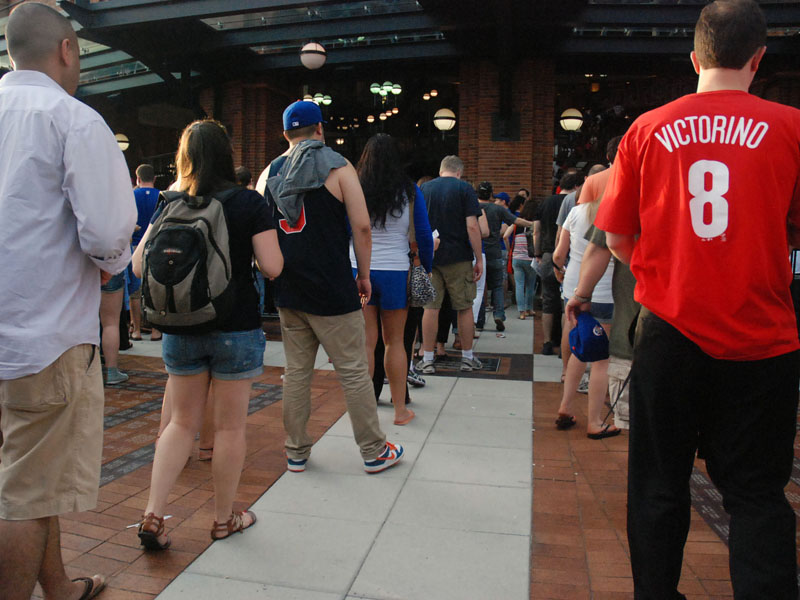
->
[[628, 309, 799, 600]]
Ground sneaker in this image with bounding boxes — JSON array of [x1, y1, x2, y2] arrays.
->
[[105, 368, 129, 385], [541, 341, 554, 356], [460, 356, 483, 372], [287, 457, 307, 472], [577, 373, 589, 394], [407, 370, 426, 388], [364, 442, 404, 474], [494, 318, 505, 332], [417, 359, 435, 374], [383, 376, 389, 385]]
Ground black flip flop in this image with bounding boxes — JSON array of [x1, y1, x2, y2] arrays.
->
[[73, 575, 105, 600], [555, 414, 576, 430], [587, 424, 622, 440]]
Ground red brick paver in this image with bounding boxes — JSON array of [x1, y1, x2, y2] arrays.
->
[[37, 355, 348, 599]]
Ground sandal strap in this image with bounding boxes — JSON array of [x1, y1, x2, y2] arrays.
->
[[139, 512, 165, 536], [211, 511, 251, 539]]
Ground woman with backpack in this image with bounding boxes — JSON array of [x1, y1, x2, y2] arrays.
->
[[352, 134, 433, 425], [131, 119, 282, 549]]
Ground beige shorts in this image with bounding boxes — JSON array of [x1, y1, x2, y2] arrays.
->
[[0, 344, 104, 520], [425, 261, 477, 311]]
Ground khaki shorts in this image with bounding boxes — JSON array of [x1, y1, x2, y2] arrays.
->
[[425, 261, 477, 311], [0, 344, 104, 520]]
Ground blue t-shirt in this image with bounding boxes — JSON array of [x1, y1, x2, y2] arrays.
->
[[420, 177, 481, 267], [133, 187, 159, 246]]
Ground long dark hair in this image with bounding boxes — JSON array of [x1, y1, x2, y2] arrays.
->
[[176, 120, 236, 196], [356, 134, 414, 229]]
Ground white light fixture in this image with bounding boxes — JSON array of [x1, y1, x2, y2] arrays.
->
[[303, 94, 313, 101], [559, 108, 583, 131], [322, 95, 332, 105], [423, 93, 430, 101], [115, 133, 129, 151], [430, 89, 438, 97], [392, 107, 399, 114], [369, 82, 381, 94], [379, 113, 387, 121], [353, 123, 360, 128], [299, 42, 326, 69], [433, 108, 456, 131], [367, 115, 375, 123], [313, 93, 324, 103], [379, 88, 388, 97], [335, 137, 345, 145], [382, 81, 392, 92], [391, 83, 402, 95]]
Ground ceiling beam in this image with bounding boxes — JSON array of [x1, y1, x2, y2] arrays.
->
[[210, 12, 439, 50], [249, 40, 459, 70], [560, 35, 799, 55], [576, 3, 800, 28], [62, 0, 349, 29]]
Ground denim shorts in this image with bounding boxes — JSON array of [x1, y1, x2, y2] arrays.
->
[[161, 328, 266, 380], [352, 268, 409, 310], [100, 271, 125, 293], [563, 299, 614, 324]]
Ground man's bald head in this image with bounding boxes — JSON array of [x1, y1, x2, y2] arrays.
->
[[6, 3, 80, 94]]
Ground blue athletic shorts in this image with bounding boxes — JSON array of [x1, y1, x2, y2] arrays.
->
[[161, 329, 266, 380], [353, 268, 409, 310]]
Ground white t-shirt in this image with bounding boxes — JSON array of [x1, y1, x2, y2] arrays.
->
[[561, 203, 614, 303], [350, 202, 411, 271]]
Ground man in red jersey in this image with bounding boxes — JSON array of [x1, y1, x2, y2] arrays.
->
[[592, 1, 800, 597]]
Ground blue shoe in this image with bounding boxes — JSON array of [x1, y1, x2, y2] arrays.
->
[[287, 457, 307, 473], [364, 442, 404, 474]]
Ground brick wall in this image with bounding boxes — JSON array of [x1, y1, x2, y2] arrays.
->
[[200, 81, 291, 181], [458, 58, 554, 197]]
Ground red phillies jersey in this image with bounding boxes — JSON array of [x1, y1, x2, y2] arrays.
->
[[596, 90, 800, 360]]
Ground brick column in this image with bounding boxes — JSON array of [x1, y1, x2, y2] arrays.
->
[[458, 58, 554, 196]]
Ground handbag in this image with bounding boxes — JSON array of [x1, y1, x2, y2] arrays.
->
[[524, 227, 535, 258], [407, 195, 436, 307]]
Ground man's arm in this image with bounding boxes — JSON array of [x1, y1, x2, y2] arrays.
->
[[532, 220, 542, 258], [466, 215, 483, 282], [606, 233, 636, 265], [338, 162, 372, 301], [65, 120, 137, 275], [479, 208, 490, 238], [564, 242, 612, 325]]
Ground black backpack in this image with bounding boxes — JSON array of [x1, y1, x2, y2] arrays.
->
[[142, 188, 238, 334]]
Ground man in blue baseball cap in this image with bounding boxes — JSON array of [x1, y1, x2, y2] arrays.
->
[[255, 101, 404, 475]]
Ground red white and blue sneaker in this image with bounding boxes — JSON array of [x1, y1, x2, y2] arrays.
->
[[364, 442, 404, 474], [287, 457, 308, 473]]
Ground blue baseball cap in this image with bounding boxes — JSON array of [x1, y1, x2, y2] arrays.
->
[[494, 192, 510, 203], [282, 100, 325, 131], [569, 313, 609, 363]]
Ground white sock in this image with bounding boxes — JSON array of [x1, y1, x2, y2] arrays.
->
[[423, 351, 434, 363], [462, 349, 473, 360]]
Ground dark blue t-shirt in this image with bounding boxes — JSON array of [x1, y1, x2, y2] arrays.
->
[[420, 177, 481, 267], [133, 187, 159, 246]]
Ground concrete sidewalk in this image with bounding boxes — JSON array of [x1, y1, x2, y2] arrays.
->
[[146, 311, 534, 600]]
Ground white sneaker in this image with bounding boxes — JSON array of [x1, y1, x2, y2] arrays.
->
[[416, 359, 435, 374], [460, 356, 483, 372], [577, 372, 589, 394], [364, 442, 404, 474]]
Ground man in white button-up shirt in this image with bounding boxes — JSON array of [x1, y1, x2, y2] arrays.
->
[[0, 5, 136, 600]]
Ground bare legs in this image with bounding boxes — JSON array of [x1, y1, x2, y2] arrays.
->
[[129, 295, 142, 338], [365, 306, 413, 423], [99, 289, 123, 370], [145, 372, 253, 541], [0, 516, 88, 600]]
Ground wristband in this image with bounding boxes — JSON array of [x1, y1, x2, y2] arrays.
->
[[573, 289, 592, 303]]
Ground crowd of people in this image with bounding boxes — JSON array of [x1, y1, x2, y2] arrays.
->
[[2, 1, 800, 599]]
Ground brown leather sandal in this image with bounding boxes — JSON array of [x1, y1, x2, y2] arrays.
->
[[137, 513, 171, 551], [211, 510, 257, 541]]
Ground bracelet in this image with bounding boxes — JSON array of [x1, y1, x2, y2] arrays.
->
[[573, 289, 592, 303]]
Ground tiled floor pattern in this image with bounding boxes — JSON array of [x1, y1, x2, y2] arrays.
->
[[531, 315, 800, 599], [37, 356, 351, 600]]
